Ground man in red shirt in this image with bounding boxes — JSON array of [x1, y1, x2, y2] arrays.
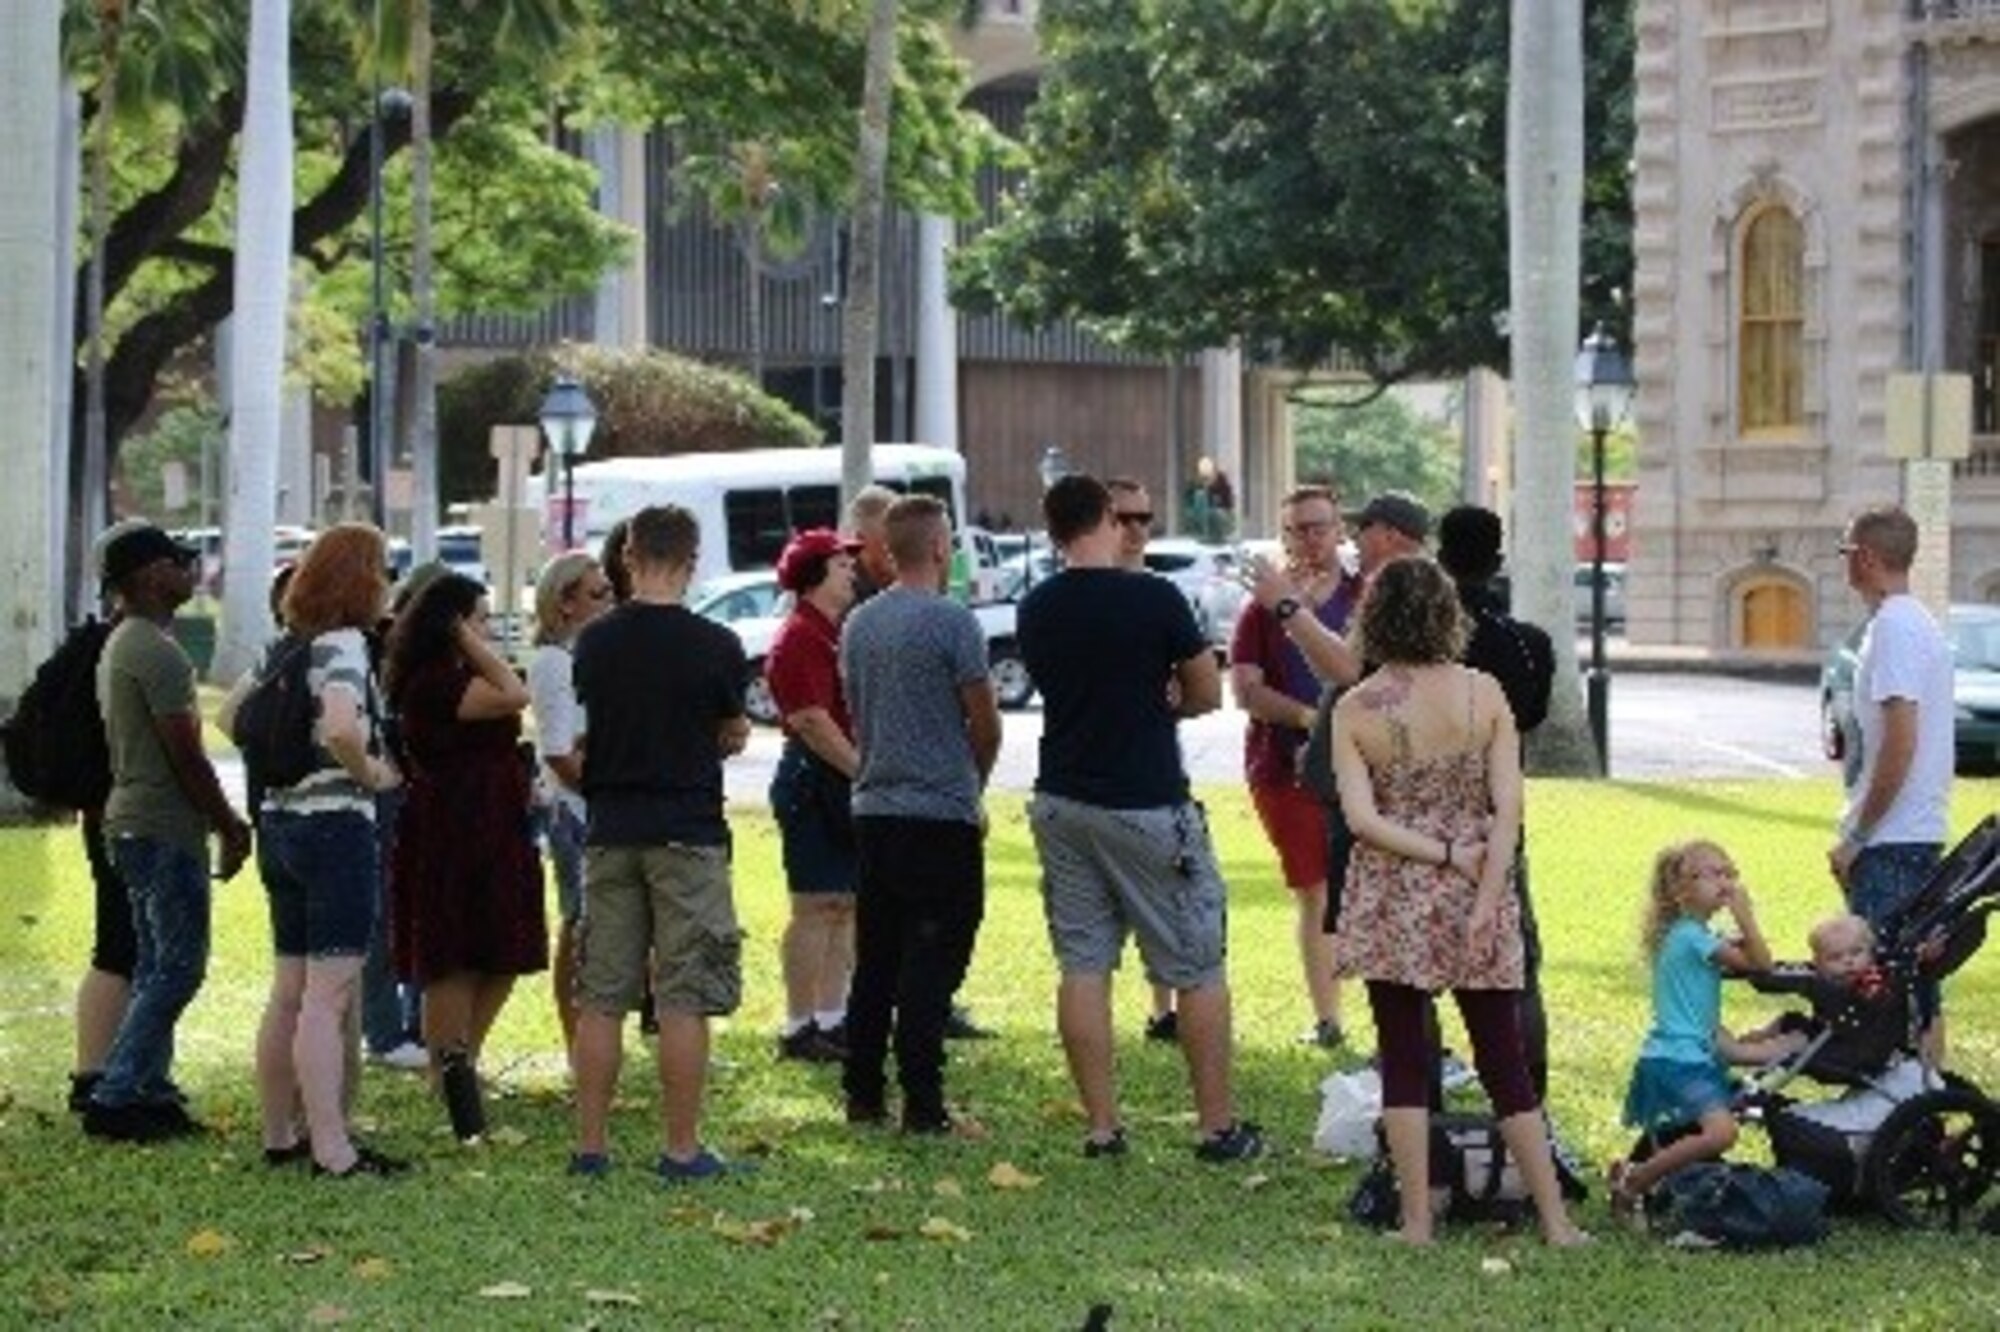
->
[[1229, 485, 1363, 1047], [766, 529, 863, 1062]]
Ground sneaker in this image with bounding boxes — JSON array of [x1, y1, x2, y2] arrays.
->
[[367, 1041, 429, 1072], [1083, 1127, 1129, 1159], [81, 1100, 174, 1144], [1297, 1019, 1344, 1049], [67, 1072, 103, 1115], [313, 1145, 411, 1179], [1438, 1052, 1477, 1093], [146, 1101, 208, 1139], [1144, 1012, 1179, 1043], [943, 1006, 996, 1041], [656, 1147, 755, 1184], [777, 1023, 845, 1064], [1193, 1120, 1265, 1164], [438, 1047, 487, 1141], [567, 1151, 613, 1179]]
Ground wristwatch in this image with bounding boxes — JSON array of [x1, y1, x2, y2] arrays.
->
[[1274, 596, 1301, 622]]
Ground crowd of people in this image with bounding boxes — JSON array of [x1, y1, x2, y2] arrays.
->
[[42, 486, 1958, 1239]]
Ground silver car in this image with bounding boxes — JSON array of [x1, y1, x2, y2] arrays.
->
[[1143, 539, 1247, 652]]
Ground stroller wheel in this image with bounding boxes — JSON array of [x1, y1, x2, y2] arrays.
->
[[1866, 1087, 2000, 1231]]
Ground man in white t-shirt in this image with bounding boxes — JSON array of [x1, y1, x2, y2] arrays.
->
[[1828, 504, 1954, 1060]]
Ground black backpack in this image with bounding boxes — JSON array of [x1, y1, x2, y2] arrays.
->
[[2, 619, 114, 809], [231, 634, 320, 791]]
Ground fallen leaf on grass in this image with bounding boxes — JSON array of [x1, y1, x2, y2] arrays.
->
[[854, 1176, 906, 1195], [185, 1229, 232, 1259], [280, 1246, 332, 1266], [584, 1289, 642, 1307], [712, 1215, 800, 1247], [918, 1216, 973, 1244], [789, 1206, 816, 1224], [933, 1177, 964, 1199], [986, 1162, 1042, 1191], [1240, 1173, 1271, 1192], [478, 1281, 533, 1299], [485, 1126, 529, 1147], [303, 1304, 350, 1325], [1040, 1099, 1086, 1124], [862, 1223, 905, 1242], [1480, 1257, 1513, 1277], [351, 1257, 393, 1281], [662, 1204, 709, 1226]]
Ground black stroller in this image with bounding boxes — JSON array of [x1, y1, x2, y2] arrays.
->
[[1738, 814, 2000, 1230]]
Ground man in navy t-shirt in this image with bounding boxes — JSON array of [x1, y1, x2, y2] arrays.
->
[[1019, 474, 1262, 1164]]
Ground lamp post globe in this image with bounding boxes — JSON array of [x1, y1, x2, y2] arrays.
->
[[538, 375, 598, 551], [1573, 323, 1636, 776]]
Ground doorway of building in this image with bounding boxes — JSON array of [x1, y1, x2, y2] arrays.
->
[[1738, 577, 1809, 649]]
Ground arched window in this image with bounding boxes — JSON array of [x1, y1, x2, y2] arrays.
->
[[1739, 205, 1805, 435]]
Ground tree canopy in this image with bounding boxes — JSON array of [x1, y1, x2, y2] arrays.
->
[[64, 0, 1004, 463], [950, 0, 1633, 387]]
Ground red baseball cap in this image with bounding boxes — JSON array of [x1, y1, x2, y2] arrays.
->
[[775, 528, 862, 591]]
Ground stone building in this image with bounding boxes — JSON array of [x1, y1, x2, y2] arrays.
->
[[1629, 0, 2000, 650]]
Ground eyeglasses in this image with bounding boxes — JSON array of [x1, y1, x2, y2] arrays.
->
[[1114, 512, 1153, 528]]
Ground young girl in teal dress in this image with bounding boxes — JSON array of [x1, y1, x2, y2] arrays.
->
[[1610, 840, 1782, 1216]]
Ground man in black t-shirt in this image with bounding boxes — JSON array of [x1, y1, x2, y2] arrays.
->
[[1019, 475, 1262, 1164], [568, 504, 752, 1182]]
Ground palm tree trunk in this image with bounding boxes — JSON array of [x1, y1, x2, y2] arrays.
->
[[216, 0, 293, 681], [1, 0, 65, 740], [1507, 0, 1594, 774], [840, 0, 898, 507], [744, 221, 765, 385], [407, 0, 439, 564]]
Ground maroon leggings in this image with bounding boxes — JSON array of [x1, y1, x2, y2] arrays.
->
[[1365, 980, 1539, 1117]]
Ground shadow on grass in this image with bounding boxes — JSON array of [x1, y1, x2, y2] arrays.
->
[[1597, 781, 1832, 834]]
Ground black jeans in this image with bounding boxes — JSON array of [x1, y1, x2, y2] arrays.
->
[[844, 816, 985, 1125]]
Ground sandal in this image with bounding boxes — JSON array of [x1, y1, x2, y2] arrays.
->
[[1607, 1159, 1649, 1232]]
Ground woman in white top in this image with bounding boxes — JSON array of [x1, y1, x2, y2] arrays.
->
[[528, 552, 614, 1058]]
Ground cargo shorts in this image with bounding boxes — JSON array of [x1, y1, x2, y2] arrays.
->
[[576, 843, 742, 1017]]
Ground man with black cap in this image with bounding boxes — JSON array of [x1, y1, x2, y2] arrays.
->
[[1437, 504, 1556, 1100], [84, 524, 252, 1142], [1351, 491, 1432, 577]]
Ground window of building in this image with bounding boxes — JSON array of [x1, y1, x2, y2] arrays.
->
[[1739, 205, 1805, 436]]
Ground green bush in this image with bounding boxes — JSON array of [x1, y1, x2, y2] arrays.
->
[[438, 343, 823, 503]]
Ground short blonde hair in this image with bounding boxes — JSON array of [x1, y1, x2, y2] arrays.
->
[[1807, 914, 1875, 959], [534, 552, 601, 646]]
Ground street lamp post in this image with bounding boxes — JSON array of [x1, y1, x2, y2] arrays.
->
[[1574, 322, 1636, 776], [366, 78, 411, 527], [538, 375, 598, 550]]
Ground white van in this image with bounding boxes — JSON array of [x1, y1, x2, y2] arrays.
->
[[543, 444, 972, 589]]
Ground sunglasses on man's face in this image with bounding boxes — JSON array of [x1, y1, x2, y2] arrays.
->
[[1114, 511, 1153, 528]]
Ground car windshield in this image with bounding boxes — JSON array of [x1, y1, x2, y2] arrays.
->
[[1952, 616, 2000, 671]]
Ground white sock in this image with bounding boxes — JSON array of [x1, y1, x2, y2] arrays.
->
[[815, 1009, 846, 1031], [783, 1016, 813, 1037]]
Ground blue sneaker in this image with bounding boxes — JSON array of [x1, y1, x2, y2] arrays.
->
[[656, 1147, 755, 1184], [567, 1151, 612, 1179]]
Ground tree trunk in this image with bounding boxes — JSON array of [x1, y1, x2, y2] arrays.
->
[[1507, 0, 1595, 776], [0, 0, 65, 763], [840, 0, 898, 508], [744, 221, 765, 385], [408, 0, 440, 564], [79, 4, 122, 611], [216, 0, 293, 682]]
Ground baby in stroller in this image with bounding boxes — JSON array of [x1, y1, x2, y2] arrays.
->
[[1737, 914, 1902, 1082]]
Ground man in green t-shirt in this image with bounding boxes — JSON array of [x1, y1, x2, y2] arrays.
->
[[82, 525, 251, 1143]]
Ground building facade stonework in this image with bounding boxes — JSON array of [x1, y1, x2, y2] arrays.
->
[[1631, 0, 2000, 650]]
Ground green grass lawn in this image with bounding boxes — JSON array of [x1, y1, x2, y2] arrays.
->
[[3, 778, 1998, 1328]]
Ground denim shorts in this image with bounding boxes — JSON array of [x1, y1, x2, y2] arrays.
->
[[258, 808, 380, 958], [1848, 841, 1945, 1022], [770, 743, 857, 895], [544, 802, 587, 924]]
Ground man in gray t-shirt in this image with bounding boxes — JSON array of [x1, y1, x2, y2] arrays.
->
[[836, 496, 1002, 1133]]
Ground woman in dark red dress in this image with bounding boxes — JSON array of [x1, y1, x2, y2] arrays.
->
[[385, 572, 546, 1138]]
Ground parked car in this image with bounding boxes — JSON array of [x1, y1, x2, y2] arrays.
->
[[691, 570, 1037, 725], [1573, 562, 1627, 633], [1144, 538, 1247, 653], [1820, 602, 2000, 776]]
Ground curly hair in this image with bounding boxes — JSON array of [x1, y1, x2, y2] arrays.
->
[[383, 571, 485, 703], [282, 523, 388, 638], [1639, 839, 1728, 961], [1352, 555, 1466, 666]]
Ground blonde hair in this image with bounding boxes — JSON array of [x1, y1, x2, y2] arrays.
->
[[533, 552, 601, 646], [1639, 839, 1728, 961], [1808, 913, 1874, 959]]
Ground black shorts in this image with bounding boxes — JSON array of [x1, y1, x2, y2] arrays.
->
[[85, 812, 137, 978]]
